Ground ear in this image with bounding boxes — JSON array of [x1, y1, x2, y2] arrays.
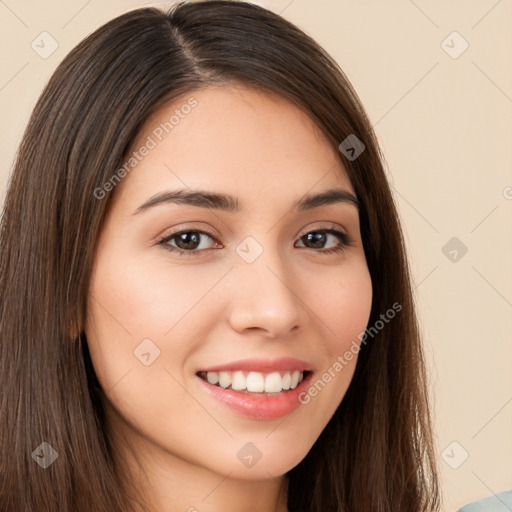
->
[[69, 318, 80, 340]]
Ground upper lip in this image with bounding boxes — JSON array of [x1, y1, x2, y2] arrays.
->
[[197, 357, 314, 374]]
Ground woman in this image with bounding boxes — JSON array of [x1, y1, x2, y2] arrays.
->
[[0, 1, 441, 511]]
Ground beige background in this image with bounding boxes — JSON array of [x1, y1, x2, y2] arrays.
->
[[1, 0, 511, 510]]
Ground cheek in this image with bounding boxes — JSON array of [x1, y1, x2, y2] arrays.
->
[[84, 246, 236, 414], [290, 259, 372, 422], [84, 253, 210, 436], [87, 245, 228, 342], [310, 259, 373, 357], [84, 251, 196, 392]]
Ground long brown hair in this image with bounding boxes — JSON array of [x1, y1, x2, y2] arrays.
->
[[0, 1, 441, 510]]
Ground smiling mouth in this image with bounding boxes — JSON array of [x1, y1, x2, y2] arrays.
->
[[196, 370, 311, 395]]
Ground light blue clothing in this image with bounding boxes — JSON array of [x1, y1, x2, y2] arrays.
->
[[457, 490, 512, 512]]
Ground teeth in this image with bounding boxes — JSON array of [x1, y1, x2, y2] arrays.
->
[[264, 372, 282, 393], [232, 371, 246, 391], [206, 372, 219, 385], [290, 370, 300, 389], [201, 370, 305, 393], [218, 371, 231, 389], [247, 372, 264, 392]]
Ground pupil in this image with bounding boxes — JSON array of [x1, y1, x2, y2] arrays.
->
[[177, 232, 200, 250], [305, 232, 325, 248]]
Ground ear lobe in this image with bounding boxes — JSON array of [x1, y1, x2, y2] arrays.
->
[[69, 319, 80, 340]]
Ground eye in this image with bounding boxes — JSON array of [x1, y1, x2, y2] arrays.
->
[[156, 224, 353, 256], [295, 226, 353, 254], [157, 229, 220, 256]]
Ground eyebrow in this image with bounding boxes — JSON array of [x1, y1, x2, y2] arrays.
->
[[132, 187, 359, 215]]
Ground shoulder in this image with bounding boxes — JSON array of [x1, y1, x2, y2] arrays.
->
[[457, 490, 512, 512]]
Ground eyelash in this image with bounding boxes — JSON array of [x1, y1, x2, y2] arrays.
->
[[156, 224, 353, 257]]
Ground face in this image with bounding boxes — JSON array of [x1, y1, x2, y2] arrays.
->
[[86, 84, 372, 483]]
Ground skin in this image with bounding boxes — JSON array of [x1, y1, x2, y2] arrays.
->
[[85, 83, 373, 512]]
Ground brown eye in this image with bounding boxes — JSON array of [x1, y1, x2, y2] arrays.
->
[[173, 232, 202, 250], [157, 230, 219, 255], [296, 229, 352, 254], [157, 226, 352, 257]]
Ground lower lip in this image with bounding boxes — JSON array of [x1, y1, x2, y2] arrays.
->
[[196, 372, 313, 420]]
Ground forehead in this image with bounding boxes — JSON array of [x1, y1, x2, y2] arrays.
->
[[113, 84, 354, 210]]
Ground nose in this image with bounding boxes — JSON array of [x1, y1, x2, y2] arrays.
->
[[226, 248, 308, 338]]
